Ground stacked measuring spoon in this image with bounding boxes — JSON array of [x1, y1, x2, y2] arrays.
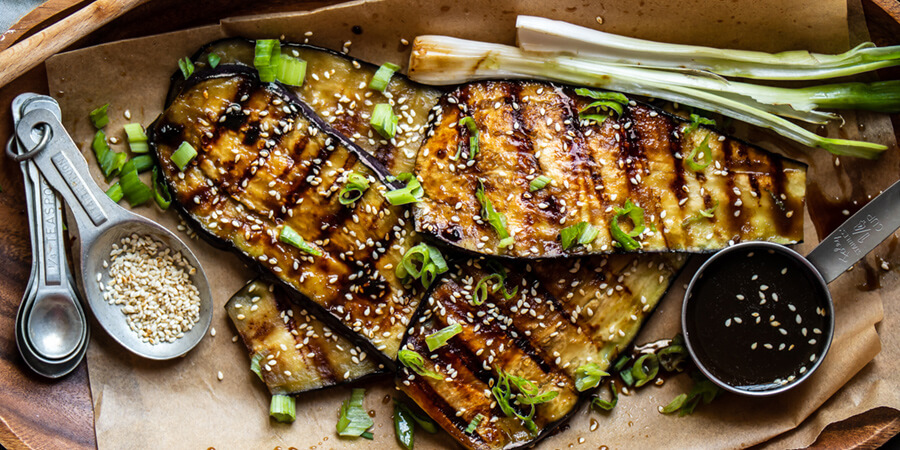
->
[[9, 94, 89, 378]]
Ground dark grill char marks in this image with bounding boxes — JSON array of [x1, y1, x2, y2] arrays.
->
[[179, 38, 444, 175], [396, 253, 687, 450], [150, 68, 426, 360], [414, 80, 807, 258], [225, 280, 383, 395]]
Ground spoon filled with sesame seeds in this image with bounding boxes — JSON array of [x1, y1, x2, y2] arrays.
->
[[683, 178, 900, 396], [12, 97, 213, 360]]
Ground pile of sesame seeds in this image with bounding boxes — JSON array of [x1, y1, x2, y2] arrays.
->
[[101, 234, 201, 345]]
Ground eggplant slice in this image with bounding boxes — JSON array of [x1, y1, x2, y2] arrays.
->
[[413, 81, 807, 258], [226, 280, 384, 395], [397, 253, 686, 450], [175, 38, 443, 174], [150, 66, 426, 360]]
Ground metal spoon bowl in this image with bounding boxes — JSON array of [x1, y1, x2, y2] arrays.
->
[[14, 103, 212, 360]]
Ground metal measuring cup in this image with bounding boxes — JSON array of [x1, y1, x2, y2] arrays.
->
[[682, 178, 900, 396], [12, 100, 213, 360]]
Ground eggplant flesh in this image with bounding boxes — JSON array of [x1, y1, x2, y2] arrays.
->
[[177, 38, 443, 174], [150, 66, 425, 360], [397, 253, 686, 450], [413, 80, 807, 258], [226, 280, 383, 395]]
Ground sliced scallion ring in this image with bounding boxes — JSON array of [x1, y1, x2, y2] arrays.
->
[[279, 225, 323, 257], [559, 221, 599, 250], [118, 160, 152, 207], [398, 349, 443, 380], [339, 172, 370, 205], [336, 388, 374, 437], [178, 57, 194, 79], [575, 362, 609, 392], [610, 199, 645, 251], [371, 103, 398, 139], [529, 175, 552, 192], [208, 53, 221, 69], [425, 322, 462, 351], [270, 394, 296, 423], [384, 172, 423, 205], [123, 123, 149, 153], [151, 166, 172, 210], [253, 39, 281, 83], [591, 380, 619, 411], [458, 116, 479, 159], [89, 103, 109, 129], [465, 414, 485, 435], [370, 62, 401, 92], [476, 180, 513, 249], [105, 182, 123, 203], [631, 353, 660, 387], [171, 141, 197, 171], [275, 55, 307, 87], [685, 133, 713, 171]]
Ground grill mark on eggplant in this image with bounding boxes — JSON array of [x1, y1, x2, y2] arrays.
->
[[719, 138, 741, 236], [272, 291, 338, 384]]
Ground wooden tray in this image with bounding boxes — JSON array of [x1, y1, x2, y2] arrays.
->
[[0, 0, 898, 448]]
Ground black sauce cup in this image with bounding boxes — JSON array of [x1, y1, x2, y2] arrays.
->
[[682, 178, 900, 396]]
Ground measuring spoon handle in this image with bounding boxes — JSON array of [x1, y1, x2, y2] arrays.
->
[[807, 179, 900, 284], [15, 107, 130, 248]]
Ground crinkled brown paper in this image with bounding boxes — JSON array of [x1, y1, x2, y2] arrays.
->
[[43, 0, 899, 448]]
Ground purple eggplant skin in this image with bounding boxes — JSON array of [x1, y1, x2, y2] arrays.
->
[[149, 65, 428, 366]]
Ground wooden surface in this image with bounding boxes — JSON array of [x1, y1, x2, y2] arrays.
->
[[0, 0, 898, 448]]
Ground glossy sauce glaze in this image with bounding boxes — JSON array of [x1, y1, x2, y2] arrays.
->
[[684, 247, 832, 392]]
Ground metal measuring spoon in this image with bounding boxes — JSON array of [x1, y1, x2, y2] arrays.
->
[[682, 178, 900, 396], [9, 94, 89, 377], [13, 102, 213, 360]]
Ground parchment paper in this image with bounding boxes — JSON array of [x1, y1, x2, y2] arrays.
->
[[42, 0, 900, 448]]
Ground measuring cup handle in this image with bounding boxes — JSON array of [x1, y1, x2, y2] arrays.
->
[[807, 179, 900, 284], [15, 108, 128, 247]]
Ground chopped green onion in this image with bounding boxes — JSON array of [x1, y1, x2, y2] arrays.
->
[[369, 62, 402, 92], [660, 393, 688, 414], [105, 182, 123, 203], [178, 57, 194, 79], [151, 166, 172, 210], [660, 375, 721, 416], [275, 55, 307, 87], [253, 39, 281, 83], [92, 130, 127, 178], [395, 401, 438, 433], [529, 175, 552, 192], [491, 368, 556, 434], [123, 123, 149, 153], [279, 225, 323, 256], [336, 388, 374, 437], [393, 401, 414, 450], [575, 88, 628, 121], [575, 363, 609, 392], [612, 355, 630, 372], [383, 172, 423, 205], [458, 116, 480, 160], [465, 414, 485, 435], [89, 104, 109, 129], [684, 133, 713, 171], [208, 53, 221, 69], [425, 323, 462, 351], [118, 160, 152, 207], [270, 394, 296, 423], [396, 243, 447, 288], [681, 201, 719, 228], [398, 349, 443, 380], [339, 172, 370, 205], [619, 367, 635, 387], [610, 199, 645, 251], [559, 221, 599, 250], [473, 271, 518, 305], [171, 141, 197, 171], [683, 113, 716, 135], [476, 180, 513, 248], [658, 344, 688, 373], [371, 103, 398, 139], [130, 155, 154, 174], [250, 353, 264, 381], [631, 354, 660, 388], [591, 381, 619, 411]]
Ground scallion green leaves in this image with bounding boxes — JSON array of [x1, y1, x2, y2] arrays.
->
[[384, 172, 424, 205], [575, 88, 628, 123], [336, 388, 374, 438], [178, 57, 195, 79], [660, 375, 721, 416], [371, 103, 398, 139], [123, 123, 149, 153], [171, 141, 197, 171], [684, 133, 713, 171], [631, 354, 660, 388], [591, 381, 619, 411], [465, 414, 484, 435], [151, 166, 172, 210], [529, 175, 552, 192], [610, 199, 645, 251], [681, 201, 719, 228], [476, 180, 514, 248], [683, 113, 716, 135], [398, 349, 443, 380], [92, 130, 127, 178], [575, 363, 609, 392], [458, 116, 480, 160], [370, 62, 401, 92], [254, 39, 281, 83], [279, 225, 323, 257], [105, 182, 123, 202], [339, 172, 370, 205], [425, 323, 462, 351], [118, 160, 152, 207], [393, 401, 414, 449], [89, 104, 110, 129], [250, 353, 264, 381], [473, 268, 518, 305], [270, 394, 296, 423], [276, 55, 307, 87], [207, 53, 221, 69], [559, 221, 599, 250], [491, 368, 558, 434], [396, 243, 447, 288]]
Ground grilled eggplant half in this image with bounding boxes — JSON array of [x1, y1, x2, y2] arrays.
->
[[414, 80, 807, 258], [173, 38, 443, 174], [226, 280, 383, 394], [150, 66, 426, 360], [397, 253, 686, 450]]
